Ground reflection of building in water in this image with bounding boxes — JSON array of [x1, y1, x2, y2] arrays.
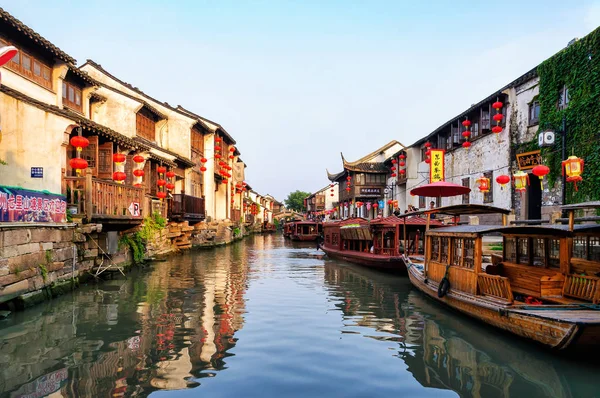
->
[[0, 250, 249, 397]]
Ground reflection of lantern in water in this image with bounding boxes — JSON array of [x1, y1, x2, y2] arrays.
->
[[562, 155, 584, 192]]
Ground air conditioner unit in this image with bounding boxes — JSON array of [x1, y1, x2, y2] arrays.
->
[[538, 130, 555, 147]]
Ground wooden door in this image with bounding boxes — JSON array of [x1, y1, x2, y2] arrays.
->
[[98, 142, 113, 180]]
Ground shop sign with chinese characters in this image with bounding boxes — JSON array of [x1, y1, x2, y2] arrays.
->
[[516, 150, 542, 170], [429, 149, 445, 182]]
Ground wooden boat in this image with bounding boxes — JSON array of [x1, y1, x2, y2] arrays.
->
[[283, 222, 294, 238], [406, 203, 600, 351], [263, 223, 276, 233], [290, 221, 322, 241], [321, 216, 443, 272]]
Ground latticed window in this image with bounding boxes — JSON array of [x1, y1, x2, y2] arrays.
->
[[452, 238, 463, 267], [463, 239, 475, 269], [549, 239, 560, 269], [518, 238, 529, 265], [1, 38, 52, 90], [431, 237, 440, 261], [532, 238, 545, 267], [573, 236, 587, 259], [504, 237, 517, 263], [191, 126, 204, 155], [440, 238, 449, 263], [62, 81, 83, 113], [332, 233, 339, 245]]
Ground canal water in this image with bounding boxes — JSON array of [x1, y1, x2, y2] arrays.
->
[[1, 234, 599, 398]]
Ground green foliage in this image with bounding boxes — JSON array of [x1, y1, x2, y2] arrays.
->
[[39, 263, 48, 281], [273, 218, 280, 229], [489, 245, 503, 251], [537, 28, 600, 203], [284, 190, 311, 212], [45, 250, 53, 264], [119, 212, 167, 265], [233, 227, 241, 237], [0, 158, 7, 166]]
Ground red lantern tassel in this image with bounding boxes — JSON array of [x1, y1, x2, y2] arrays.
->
[[574, 181, 578, 192]]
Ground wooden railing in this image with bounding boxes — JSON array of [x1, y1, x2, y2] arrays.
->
[[91, 178, 144, 218], [375, 247, 397, 256], [169, 194, 205, 221], [563, 274, 600, 303], [63, 173, 144, 220], [478, 274, 514, 303]]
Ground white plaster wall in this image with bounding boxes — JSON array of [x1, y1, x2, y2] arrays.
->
[[513, 77, 540, 144], [0, 94, 74, 193], [1, 66, 60, 106], [325, 185, 338, 210], [91, 86, 138, 137], [404, 147, 428, 210]]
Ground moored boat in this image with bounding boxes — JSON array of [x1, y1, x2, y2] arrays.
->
[[321, 216, 443, 272], [290, 221, 322, 241], [406, 203, 600, 351]]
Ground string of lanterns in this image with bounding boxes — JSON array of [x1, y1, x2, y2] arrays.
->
[[112, 153, 127, 184], [345, 175, 352, 192], [399, 153, 406, 177], [69, 135, 89, 175], [156, 166, 167, 200], [424, 142, 432, 164], [492, 99, 504, 140], [330, 183, 335, 197], [390, 158, 397, 178], [132, 155, 145, 188], [462, 118, 471, 150]]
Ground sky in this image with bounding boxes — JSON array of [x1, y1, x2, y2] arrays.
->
[[5, 1, 600, 201]]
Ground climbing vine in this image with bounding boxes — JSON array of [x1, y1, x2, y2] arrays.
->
[[537, 27, 600, 203]]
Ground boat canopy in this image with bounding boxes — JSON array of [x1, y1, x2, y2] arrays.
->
[[370, 215, 444, 227], [426, 224, 595, 237], [561, 201, 600, 211]]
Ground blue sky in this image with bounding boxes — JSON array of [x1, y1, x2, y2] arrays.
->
[[5, 1, 600, 200]]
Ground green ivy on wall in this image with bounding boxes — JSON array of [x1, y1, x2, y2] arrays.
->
[[537, 27, 600, 203]]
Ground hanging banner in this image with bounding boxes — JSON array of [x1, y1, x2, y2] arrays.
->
[[0, 186, 67, 222], [429, 149, 446, 183]]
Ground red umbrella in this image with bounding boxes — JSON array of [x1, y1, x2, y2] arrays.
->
[[410, 181, 471, 197]]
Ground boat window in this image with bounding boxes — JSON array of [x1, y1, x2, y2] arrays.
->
[[504, 237, 516, 263], [325, 234, 331, 244], [573, 236, 587, 259], [464, 239, 475, 269], [332, 233, 339, 246], [589, 236, 600, 262], [548, 239, 560, 269], [440, 238, 450, 264], [517, 238, 529, 265], [431, 237, 440, 261], [452, 239, 463, 267], [532, 238, 545, 267]]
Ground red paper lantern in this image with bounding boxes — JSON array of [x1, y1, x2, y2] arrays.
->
[[462, 141, 471, 149], [112, 171, 126, 182], [476, 176, 490, 193], [399, 161, 405, 167], [462, 120, 471, 127], [166, 182, 175, 191], [156, 191, 167, 199], [215, 153, 222, 159], [562, 155, 585, 191], [391, 173, 397, 177], [166, 171, 176, 178], [157, 179, 167, 187], [425, 157, 431, 164], [399, 154, 406, 160], [346, 188, 351, 192], [200, 158, 207, 163], [157, 166, 167, 174], [200, 166, 207, 172], [133, 169, 145, 177], [330, 194, 334, 197], [113, 153, 126, 163], [215, 137, 222, 143], [462, 131, 470, 138], [391, 166, 397, 171], [493, 113, 504, 122], [425, 149, 432, 156], [492, 101, 503, 110], [215, 145, 221, 151], [70, 136, 89, 150], [400, 169, 406, 175], [229, 147, 235, 152], [133, 155, 145, 163], [134, 183, 143, 188], [492, 126, 503, 134], [69, 157, 88, 172], [346, 176, 351, 181], [424, 142, 432, 148], [222, 179, 228, 184], [532, 165, 550, 189], [392, 159, 397, 164], [387, 199, 393, 205], [373, 203, 378, 208], [229, 155, 234, 159], [496, 174, 510, 189]]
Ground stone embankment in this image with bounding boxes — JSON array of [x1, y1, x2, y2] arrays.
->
[[0, 218, 257, 312]]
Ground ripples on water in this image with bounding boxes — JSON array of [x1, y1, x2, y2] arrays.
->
[[1, 234, 599, 397]]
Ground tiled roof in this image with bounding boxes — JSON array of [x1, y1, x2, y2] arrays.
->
[[66, 65, 99, 87], [341, 140, 404, 167], [327, 169, 346, 181], [0, 84, 146, 151], [133, 137, 194, 168], [0, 7, 76, 64], [344, 162, 388, 173], [371, 215, 444, 226], [176, 105, 236, 145]]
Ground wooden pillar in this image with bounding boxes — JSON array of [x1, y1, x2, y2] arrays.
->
[[403, 217, 407, 256], [502, 214, 507, 226], [568, 210, 575, 232], [85, 169, 93, 221]]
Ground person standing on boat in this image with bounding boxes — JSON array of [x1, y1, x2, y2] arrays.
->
[[429, 201, 436, 219]]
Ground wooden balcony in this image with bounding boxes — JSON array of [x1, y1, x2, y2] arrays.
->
[[63, 172, 145, 224], [169, 194, 205, 222]]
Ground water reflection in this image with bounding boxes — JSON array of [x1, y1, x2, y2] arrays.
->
[[1, 236, 599, 397], [323, 261, 596, 398], [0, 240, 250, 397]]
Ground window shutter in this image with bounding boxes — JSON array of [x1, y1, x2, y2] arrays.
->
[[97, 142, 113, 180]]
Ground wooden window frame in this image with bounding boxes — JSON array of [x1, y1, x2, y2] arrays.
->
[[136, 109, 157, 141], [419, 196, 426, 209], [529, 100, 540, 125], [462, 177, 470, 204], [483, 171, 493, 204], [62, 80, 83, 113], [1, 39, 53, 90]]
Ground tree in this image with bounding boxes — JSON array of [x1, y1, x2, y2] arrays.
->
[[284, 190, 311, 212]]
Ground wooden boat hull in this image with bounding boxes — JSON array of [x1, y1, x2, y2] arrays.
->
[[407, 264, 600, 351], [321, 246, 407, 272], [290, 234, 318, 241]]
